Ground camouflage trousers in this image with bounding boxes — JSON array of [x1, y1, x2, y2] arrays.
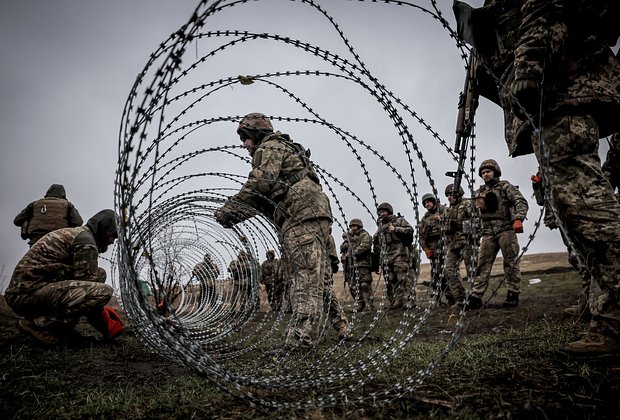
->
[[346, 266, 373, 309], [6, 268, 112, 329], [384, 261, 412, 308], [473, 230, 521, 299], [535, 114, 620, 336], [282, 219, 330, 347], [430, 254, 454, 303], [444, 243, 474, 303], [264, 281, 285, 311]]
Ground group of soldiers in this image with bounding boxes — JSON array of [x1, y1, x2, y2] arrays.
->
[[7, 185, 123, 345], [4, 1, 619, 359]]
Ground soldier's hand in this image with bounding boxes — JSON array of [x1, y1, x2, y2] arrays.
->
[[387, 224, 396, 233], [214, 208, 234, 228], [513, 219, 524, 234], [423, 248, 433, 258], [511, 79, 540, 120]]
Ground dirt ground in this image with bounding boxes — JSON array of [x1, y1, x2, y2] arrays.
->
[[1, 252, 619, 419]]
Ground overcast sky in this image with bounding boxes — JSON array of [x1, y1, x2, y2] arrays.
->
[[1, 0, 583, 291]]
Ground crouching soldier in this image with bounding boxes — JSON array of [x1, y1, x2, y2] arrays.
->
[[5, 209, 123, 345]]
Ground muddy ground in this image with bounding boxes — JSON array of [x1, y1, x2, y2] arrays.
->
[[1, 252, 619, 419]]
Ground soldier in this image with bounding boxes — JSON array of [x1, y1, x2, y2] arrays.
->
[[14, 184, 83, 247], [214, 112, 332, 351], [339, 231, 351, 289], [227, 250, 256, 311], [419, 193, 451, 304], [5, 209, 122, 345], [469, 160, 528, 309], [454, 0, 620, 354], [260, 250, 283, 311], [342, 218, 374, 311], [443, 184, 477, 309], [192, 253, 220, 309], [373, 202, 415, 310]]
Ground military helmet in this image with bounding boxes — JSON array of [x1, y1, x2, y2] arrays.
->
[[445, 184, 465, 197], [237, 113, 273, 137], [266, 249, 275, 257], [376, 202, 393, 215], [422, 193, 437, 204], [349, 218, 363, 228], [478, 159, 502, 177]]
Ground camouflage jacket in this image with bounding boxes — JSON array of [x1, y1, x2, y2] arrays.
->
[[260, 258, 281, 285], [419, 204, 447, 251], [476, 178, 529, 235], [228, 255, 255, 285], [460, 0, 620, 157], [342, 228, 373, 268], [6, 226, 101, 295], [373, 214, 414, 264], [443, 198, 477, 248], [192, 259, 220, 282], [219, 132, 332, 232]]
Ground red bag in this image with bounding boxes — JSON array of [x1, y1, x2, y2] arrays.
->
[[99, 306, 124, 339]]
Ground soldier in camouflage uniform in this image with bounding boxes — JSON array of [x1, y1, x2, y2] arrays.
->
[[215, 113, 332, 350], [341, 218, 374, 312], [192, 253, 220, 309], [469, 160, 528, 309], [5, 209, 121, 345], [373, 202, 415, 310], [454, 0, 620, 353], [14, 184, 83, 247], [260, 250, 283, 311], [419, 193, 452, 304], [443, 184, 477, 309], [339, 231, 351, 287], [227, 250, 257, 311]]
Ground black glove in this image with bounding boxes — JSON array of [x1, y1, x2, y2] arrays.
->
[[330, 257, 339, 274], [214, 208, 234, 228], [511, 79, 540, 120]]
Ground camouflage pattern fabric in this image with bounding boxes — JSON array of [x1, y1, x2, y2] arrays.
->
[[215, 132, 332, 232], [215, 128, 334, 346], [443, 198, 477, 303], [373, 214, 414, 308], [261, 257, 284, 311], [342, 228, 373, 309], [532, 114, 620, 335], [282, 219, 330, 347], [419, 203, 450, 301], [228, 254, 256, 310], [473, 177, 528, 299], [5, 226, 112, 329]]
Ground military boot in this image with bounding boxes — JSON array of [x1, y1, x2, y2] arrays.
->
[[564, 300, 590, 318], [503, 291, 519, 308], [463, 296, 483, 311], [561, 332, 620, 356]]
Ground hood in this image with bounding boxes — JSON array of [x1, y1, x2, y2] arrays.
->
[[86, 209, 119, 252], [45, 184, 66, 199]]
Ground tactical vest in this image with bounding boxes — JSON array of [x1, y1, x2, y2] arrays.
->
[[477, 181, 512, 221], [27, 197, 70, 235]]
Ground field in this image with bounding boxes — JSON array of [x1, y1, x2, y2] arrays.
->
[[1, 252, 619, 419]]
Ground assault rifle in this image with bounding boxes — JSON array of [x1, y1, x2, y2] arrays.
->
[[446, 52, 479, 195]]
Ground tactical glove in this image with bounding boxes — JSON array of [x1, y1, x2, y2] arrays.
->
[[513, 219, 524, 234], [423, 248, 433, 258], [330, 257, 340, 274]]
